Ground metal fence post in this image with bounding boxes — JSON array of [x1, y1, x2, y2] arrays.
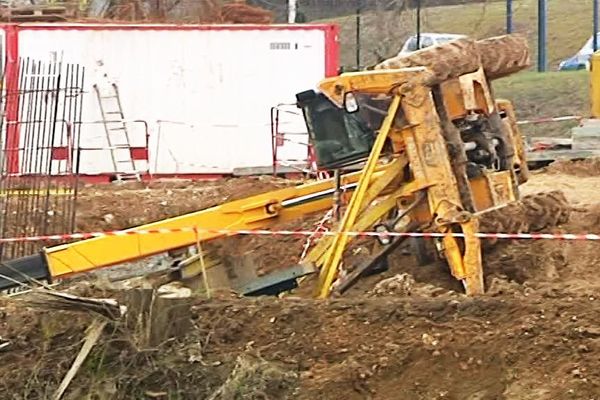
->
[[356, 0, 362, 69], [288, 0, 297, 23], [506, 0, 513, 34], [416, 0, 422, 49], [538, 0, 547, 72], [594, 0, 599, 51]]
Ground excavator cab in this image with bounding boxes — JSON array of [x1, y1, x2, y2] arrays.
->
[[296, 89, 376, 169]]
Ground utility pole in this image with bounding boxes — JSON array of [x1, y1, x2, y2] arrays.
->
[[538, 0, 547, 72], [594, 0, 599, 52], [356, 0, 362, 69], [506, 0, 513, 34], [416, 0, 422, 49], [288, 0, 297, 23]]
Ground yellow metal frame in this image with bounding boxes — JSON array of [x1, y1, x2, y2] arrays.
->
[[40, 65, 525, 299], [307, 65, 530, 297], [591, 52, 600, 119], [43, 166, 393, 280], [314, 96, 402, 298]]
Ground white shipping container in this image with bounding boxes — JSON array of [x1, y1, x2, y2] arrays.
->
[[0, 23, 339, 178]]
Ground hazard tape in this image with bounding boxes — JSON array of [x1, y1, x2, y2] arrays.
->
[[517, 115, 582, 126], [0, 227, 598, 243]]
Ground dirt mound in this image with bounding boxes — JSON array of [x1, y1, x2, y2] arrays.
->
[[545, 158, 600, 177], [75, 176, 294, 232], [206, 214, 324, 276], [368, 273, 458, 298], [2, 171, 600, 398], [220, 1, 273, 24], [483, 202, 600, 293], [1, 290, 599, 399]]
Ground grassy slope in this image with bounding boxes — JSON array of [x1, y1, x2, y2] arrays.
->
[[494, 70, 589, 136], [326, 0, 592, 136], [495, 71, 588, 117], [330, 0, 593, 70]]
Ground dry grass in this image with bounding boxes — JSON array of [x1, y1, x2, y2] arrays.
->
[[325, 0, 592, 137], [327, 0, 594, 70], [494, 70, 589, 137]]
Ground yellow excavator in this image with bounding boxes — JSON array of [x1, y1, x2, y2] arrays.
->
[[0, 34, 570, 297]]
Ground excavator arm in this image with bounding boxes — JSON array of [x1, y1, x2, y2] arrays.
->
[[0, 167, 392, 291]]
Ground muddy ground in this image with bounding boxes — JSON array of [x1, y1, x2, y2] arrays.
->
[[1, 161, 599, 400]]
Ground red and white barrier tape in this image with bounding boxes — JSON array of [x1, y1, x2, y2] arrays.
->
[[0, 227, 598, 243], [517, 115, 582, 126], [301, 210, 334, 260]]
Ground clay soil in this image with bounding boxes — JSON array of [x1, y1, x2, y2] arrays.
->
[[1, 161, 600, 400]]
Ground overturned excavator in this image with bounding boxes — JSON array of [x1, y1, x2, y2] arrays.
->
[[297, 34, 570, 297], [0, 34, 571, 297]]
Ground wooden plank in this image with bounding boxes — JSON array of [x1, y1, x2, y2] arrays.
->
[[53, 318, 107, 400]]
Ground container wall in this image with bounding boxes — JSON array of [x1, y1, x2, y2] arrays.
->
[[16, 26, 332, 174]]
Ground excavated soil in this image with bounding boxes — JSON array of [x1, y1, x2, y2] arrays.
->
[[1, 163, 600, 399], [544, 158, 600, 178], [74, 176, 295, 232]]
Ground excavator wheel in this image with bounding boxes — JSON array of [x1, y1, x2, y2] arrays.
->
[[375, 34, 530, 86], [376, 38, 481, 85], [478, 190, 571, 248], [520, 190, 571, 231], [476, 34, 531, 80], [410, 236, 437, 266]]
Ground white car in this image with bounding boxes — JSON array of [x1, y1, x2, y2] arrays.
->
[[398, 33, 467, 56], [558, 33, 600, 71]]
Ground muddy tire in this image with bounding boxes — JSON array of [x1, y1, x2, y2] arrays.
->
[[410, 237, 436, 266], [478, 191, 571, 248], [520, 190, 571, 231], [476, 34, 531, 80], [479, 201, 529, 247], [376, 38, 480, 85], [375, 34, 530, 85]]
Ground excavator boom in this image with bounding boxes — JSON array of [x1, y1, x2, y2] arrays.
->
[[0, 167, 391, 290]]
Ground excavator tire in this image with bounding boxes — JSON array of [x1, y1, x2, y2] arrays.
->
[[477, 190, 571, 247], [375, 34, 530, 85], [476, 34, 531, 80], [410, 236, 437, 266], [520, 190, 571, 230], [375, 38, 481, 86]]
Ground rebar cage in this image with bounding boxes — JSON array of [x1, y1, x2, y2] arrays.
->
[[0, 57, 85, 260]]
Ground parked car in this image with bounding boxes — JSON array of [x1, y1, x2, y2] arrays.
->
[[559, 33, 600, 71], [398, 33, 467, 56]]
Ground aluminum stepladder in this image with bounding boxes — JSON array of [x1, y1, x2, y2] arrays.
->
[[93, 81, 141, 182]]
